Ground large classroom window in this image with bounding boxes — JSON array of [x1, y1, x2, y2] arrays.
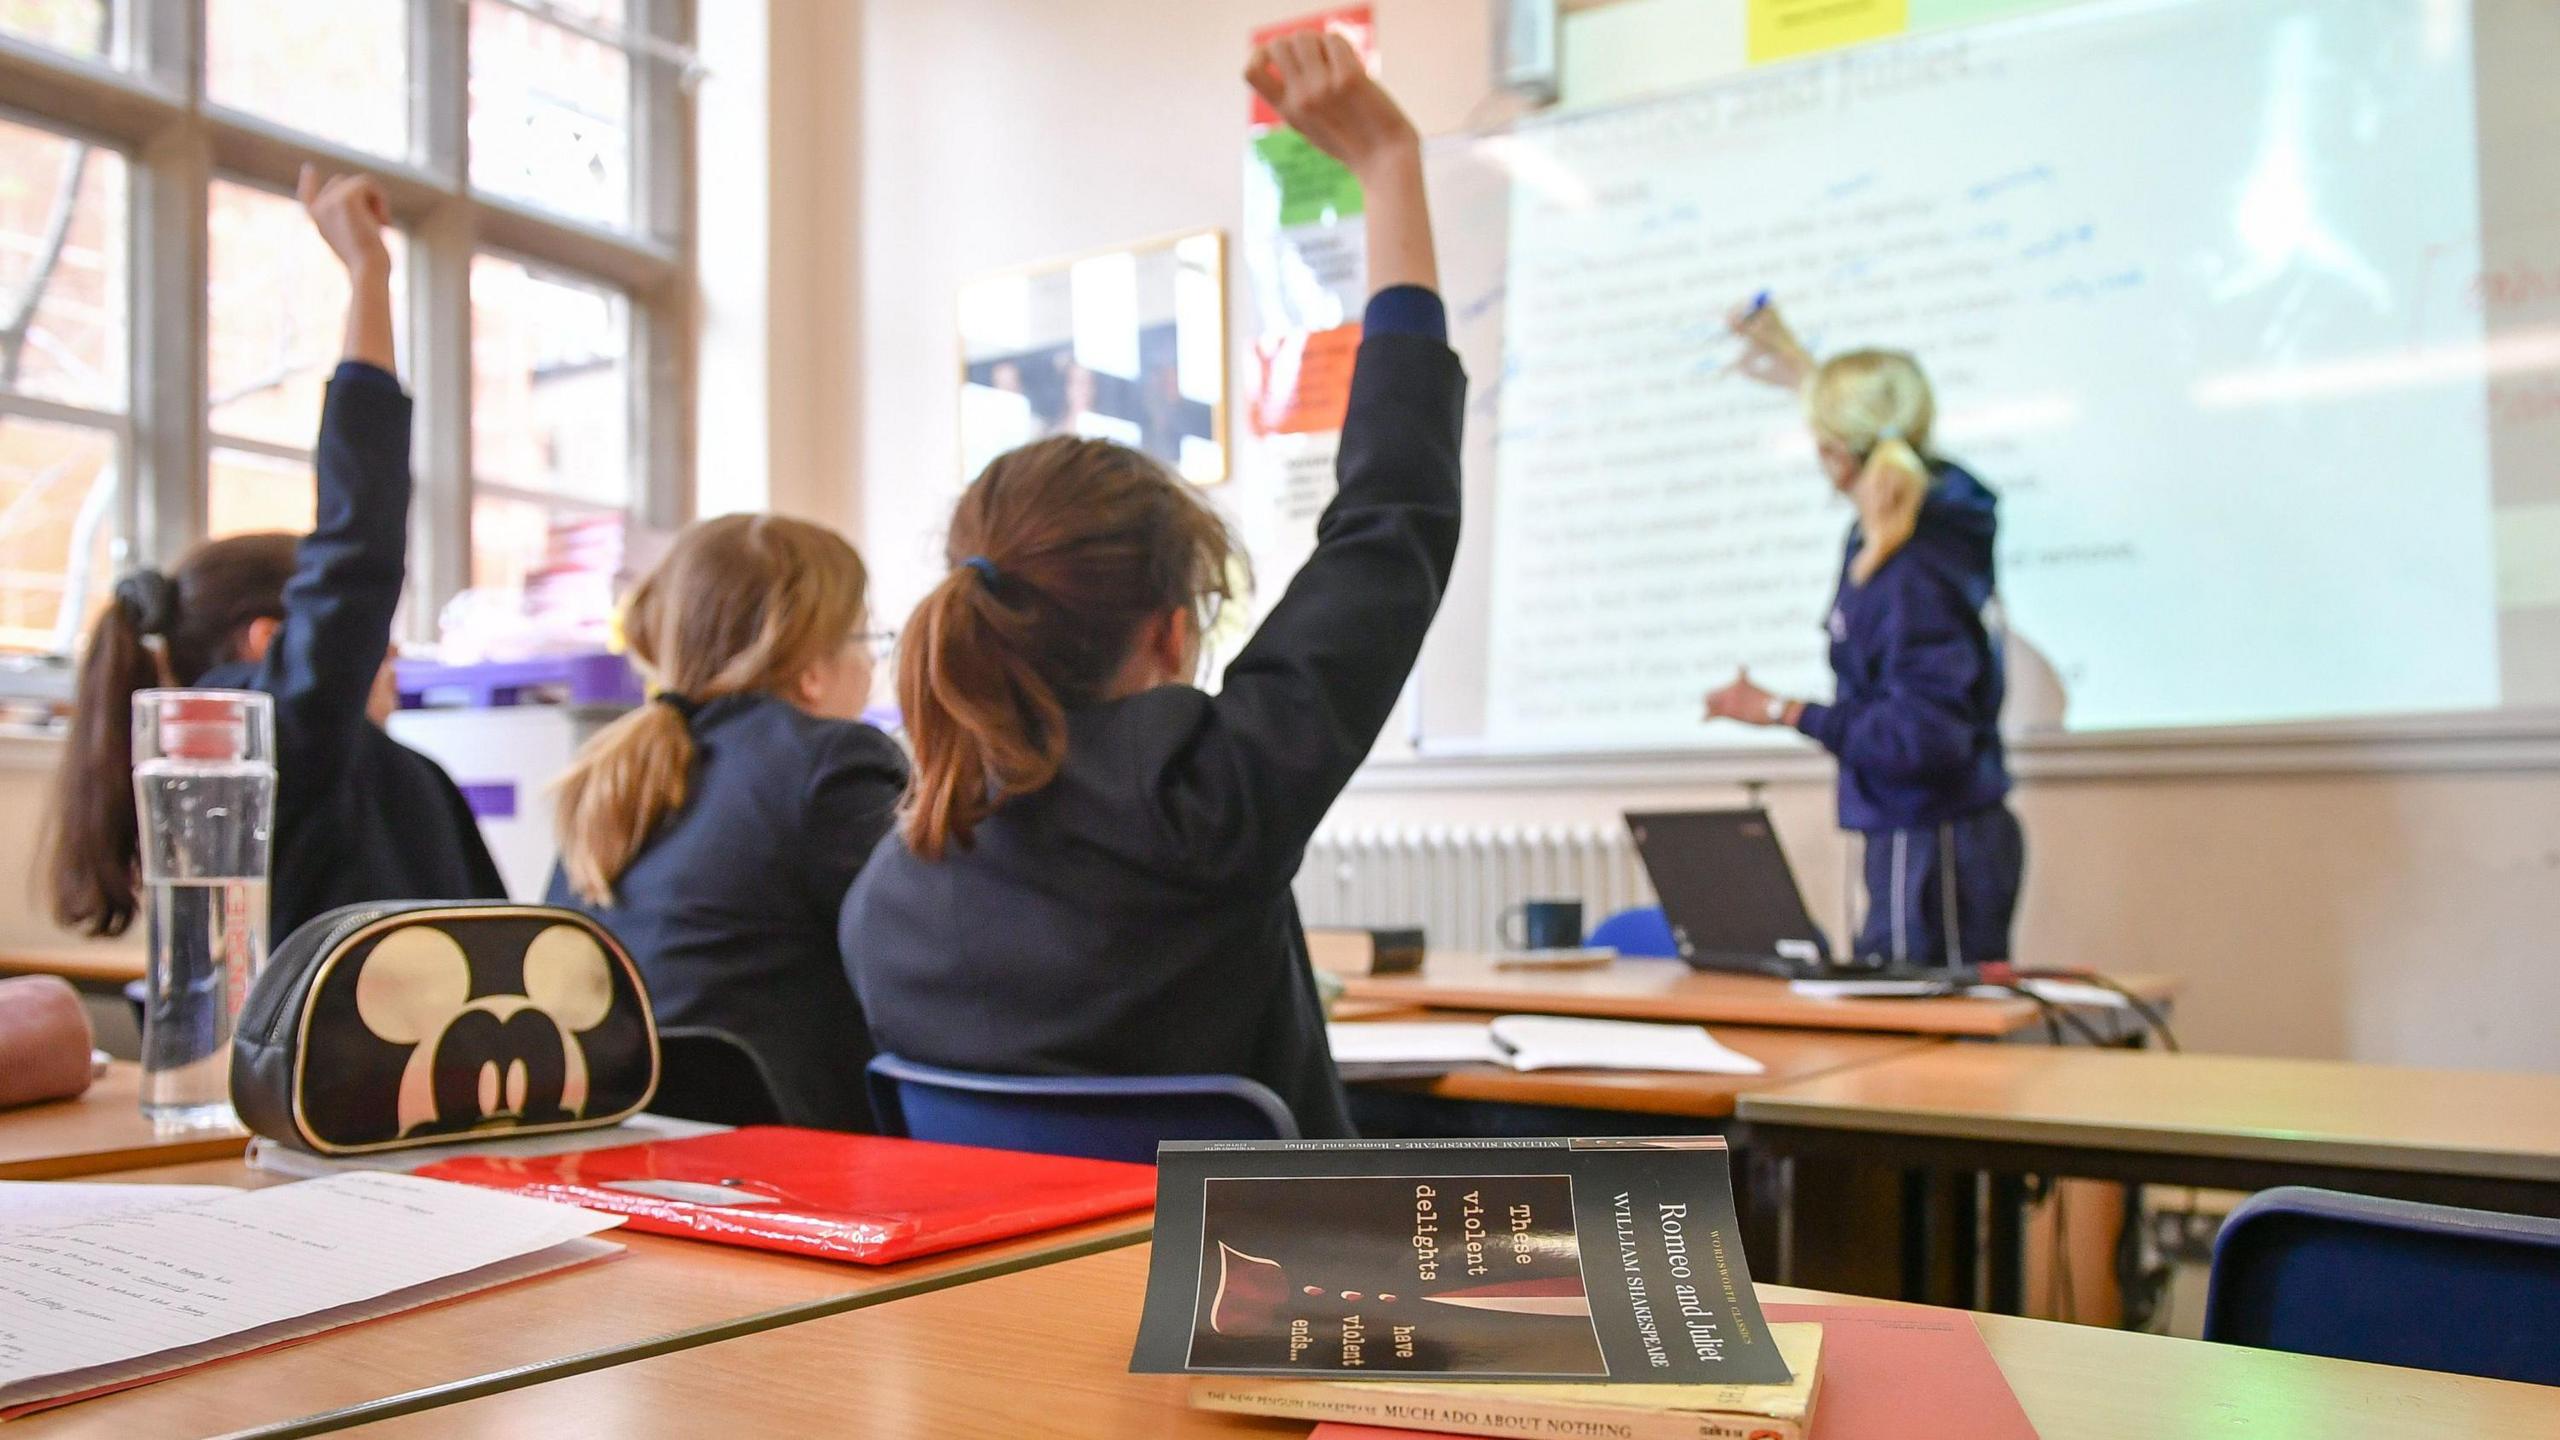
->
[[0, 0, 694, 691]]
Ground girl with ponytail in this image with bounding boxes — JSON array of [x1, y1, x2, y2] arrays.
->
[[842, 36, 1462, 1139], [1707, 305, 2024, 968], [546, 514, 904, 1131], [48, 168, 503, 941]]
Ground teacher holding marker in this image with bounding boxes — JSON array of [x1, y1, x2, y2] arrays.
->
[[1704, 298, 2023, 967]]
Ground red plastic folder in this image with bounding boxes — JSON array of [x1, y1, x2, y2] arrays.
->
[[416, 1126, 1154, 1265]]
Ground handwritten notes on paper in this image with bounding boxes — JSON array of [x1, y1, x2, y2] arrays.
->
[[0, 1171, 621, 1413]]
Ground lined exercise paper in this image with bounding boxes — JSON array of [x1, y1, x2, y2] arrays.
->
[[0, 1182, 242, 1231], [0, 1171, 622, 1412]]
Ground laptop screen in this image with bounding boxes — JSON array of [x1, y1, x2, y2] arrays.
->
[[1625, 809, 1834, 975]]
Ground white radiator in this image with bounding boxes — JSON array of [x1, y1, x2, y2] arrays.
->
[[1293, 825, 1654, 954]]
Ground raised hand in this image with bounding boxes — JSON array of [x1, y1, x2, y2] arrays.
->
[[1245, 31, 1435, 297], [1244, 30, 1417, 179], [1725, 298, 1816, 391], [297, 164, 393, 278], [298, 164, 397, 372]]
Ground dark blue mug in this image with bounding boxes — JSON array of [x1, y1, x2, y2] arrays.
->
[[1500, 899, 1585, 952]]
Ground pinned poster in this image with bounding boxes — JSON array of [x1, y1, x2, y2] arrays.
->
[[1249, 323, 1362, 437], [1747, 0, 1907, 63]]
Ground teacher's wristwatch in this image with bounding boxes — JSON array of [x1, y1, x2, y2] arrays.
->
[[1764, 695, 1789, 725]]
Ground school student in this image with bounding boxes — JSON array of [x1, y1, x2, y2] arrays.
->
[[49, 168, 503, 944], [841, 35, 1461, 1140], [1705, 307, 2023, 966], [547, 515, 905, 1131]]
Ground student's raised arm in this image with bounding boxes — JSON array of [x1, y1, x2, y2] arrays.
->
[[254, 167, 411, 779], [1165, 41, 1463, 876]]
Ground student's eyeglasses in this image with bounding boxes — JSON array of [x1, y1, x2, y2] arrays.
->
[[858, 629, 899, 661]]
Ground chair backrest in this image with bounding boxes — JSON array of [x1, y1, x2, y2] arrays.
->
[[1586, 905, 1679, 958], [2204, 1186, 2560, 1386], [866, 1054, 1298, 1165], [652, 1026, 785, 1127]]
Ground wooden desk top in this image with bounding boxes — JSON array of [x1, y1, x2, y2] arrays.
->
[[11, 1158, 1151, 1439], [0, 946, 145, 985], [1356, 1025, 1944, 1118], [1339, 953, 2180, 1038], [343, 1242, 2560, 1440], [0, 1063, 249, 1180], [1738, 1045, 2560, 1183]]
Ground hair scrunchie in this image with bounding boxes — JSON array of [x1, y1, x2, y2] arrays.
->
[[113, 570, 179, 639], [654, 691, 704, 723], [961, 556, 1002, 586]]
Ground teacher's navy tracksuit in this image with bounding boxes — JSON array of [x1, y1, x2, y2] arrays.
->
[[1792, 460, 2025, 966]]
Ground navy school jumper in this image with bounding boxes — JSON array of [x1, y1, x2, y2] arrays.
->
[[546, 697, 908, 1132], [198, 362, 505, 944], [1791, 460, 2024, 965], [841, 287, 1464, 1140]]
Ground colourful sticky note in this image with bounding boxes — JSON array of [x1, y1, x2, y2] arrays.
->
[[1748, 0, 1908, 63], [1252, 127, 1367, 228]]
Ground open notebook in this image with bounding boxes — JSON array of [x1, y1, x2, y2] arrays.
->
[[1327, 1016, 1764, 1080], [0, 1171, 622, 1417]]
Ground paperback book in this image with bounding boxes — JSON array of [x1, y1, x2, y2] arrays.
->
[[1130, 1137, 1790, 1385]]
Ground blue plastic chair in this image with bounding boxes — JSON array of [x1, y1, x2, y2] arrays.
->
[[2204, 1186, 2560, 1386], [1586, 905, 1679, 958], [865, 1054, 1298, 1165]]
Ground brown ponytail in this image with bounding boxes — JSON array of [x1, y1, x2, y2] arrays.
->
[[554, 514, 870, 904], [47, 535, 297, 936], [901, 436, 1239, 860]]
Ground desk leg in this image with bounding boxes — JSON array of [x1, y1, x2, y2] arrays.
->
[[1899, 1169, 1934, 1301], [1986, 1173, 2026, 1315]]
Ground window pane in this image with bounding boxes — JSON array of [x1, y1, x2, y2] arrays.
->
[[209, 179, 407, 450], [205, 0, 409, 160], [0, 416, 117, 655], [470, 495, 622, 644], [471, 254, 629, 507], [469, 0, 631, 229], [0, 0, 116, 62], [208, 446, 315, 540], [0, 118, 127, 411]]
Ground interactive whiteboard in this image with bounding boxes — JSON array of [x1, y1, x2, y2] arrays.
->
[[1403, 0, 2560, 757]]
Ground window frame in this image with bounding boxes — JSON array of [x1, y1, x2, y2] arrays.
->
[[0, 0, 695, 681]]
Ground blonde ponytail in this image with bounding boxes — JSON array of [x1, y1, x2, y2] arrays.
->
[[554, 514, 871, 904], [1847, 435, 1929, 583], [554, 701, 695, 905], [1807, 349, 1936, 585]]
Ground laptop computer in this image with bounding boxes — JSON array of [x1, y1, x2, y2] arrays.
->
[[1624, 808, 1841, 979]]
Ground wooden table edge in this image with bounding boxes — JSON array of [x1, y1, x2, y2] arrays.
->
[[209, 1215, 1155, 1440], [1734, 1094, 2560, 1185], [0, 1131, 250, 1181]]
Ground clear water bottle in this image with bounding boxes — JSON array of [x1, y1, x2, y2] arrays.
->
[[132, 689, 276, 1130]]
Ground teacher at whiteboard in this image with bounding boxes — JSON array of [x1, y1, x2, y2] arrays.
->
[[1703, 301, 2022, 967]]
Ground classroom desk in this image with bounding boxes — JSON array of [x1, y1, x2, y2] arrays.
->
[[10, 1157, 1151, 1440], [1354, 1024, 1944, 1119], [0, 1063, 248, 1179], [1738, 1044, 2560, 1212], [337, 1242, 2560, 1440], [0, 946, 145, 986], [1338, 953, 2180, 1040], [1738, 1045, 2560, 1316]]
